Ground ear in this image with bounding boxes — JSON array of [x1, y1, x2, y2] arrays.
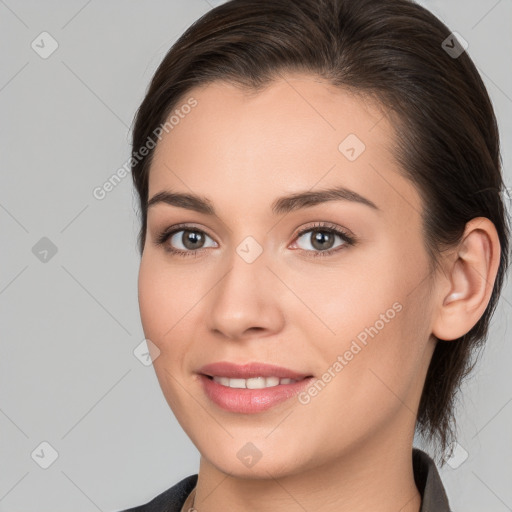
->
[[431, 217, 501, 341]]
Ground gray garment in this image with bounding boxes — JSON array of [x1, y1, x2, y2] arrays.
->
[[413, 448, 452, 512], [120, 447, 451, 512]]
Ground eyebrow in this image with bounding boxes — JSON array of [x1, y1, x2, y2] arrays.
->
[[147, 186, 380, 216]]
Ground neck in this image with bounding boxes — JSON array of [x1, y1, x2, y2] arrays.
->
[[191, 432, 422, 512]]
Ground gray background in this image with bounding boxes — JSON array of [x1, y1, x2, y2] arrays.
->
[[1, 1, 510, 511]]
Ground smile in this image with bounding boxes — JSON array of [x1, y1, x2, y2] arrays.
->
[[210, 376, 300, 388]]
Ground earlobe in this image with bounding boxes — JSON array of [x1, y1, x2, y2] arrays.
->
[[432, 217, 501, 341]]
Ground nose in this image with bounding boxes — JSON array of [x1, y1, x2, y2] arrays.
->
[[204, 243, 285, 341]]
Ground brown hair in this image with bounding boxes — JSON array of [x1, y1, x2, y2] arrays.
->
[[130, 0, 510, 466]]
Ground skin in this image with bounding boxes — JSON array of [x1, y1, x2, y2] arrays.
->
[[137, 72, 501, 512]]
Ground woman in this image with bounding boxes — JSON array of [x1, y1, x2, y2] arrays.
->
[[122, 0, 510, 510]]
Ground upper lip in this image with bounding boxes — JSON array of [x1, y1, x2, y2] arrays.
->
[[198, 361, 312, 380]]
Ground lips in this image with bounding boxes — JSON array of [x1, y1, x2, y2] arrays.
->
[[198, 374, 315, 413], [196, 361, 315, 413], [197, 361, 313, 380]]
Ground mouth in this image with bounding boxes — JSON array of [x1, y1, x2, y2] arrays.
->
[[202, 374, 310, 388], [196, 361, 315, 413], [197, 360, 313, 380]]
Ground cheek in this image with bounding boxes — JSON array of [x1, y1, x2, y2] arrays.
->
[[137, 256, 182, 350], [137, 250, 205, 417], [317, 234, 429, 339], [137, 254, 209, 361], [296, 239, 431, 387], [137, 257, 192, 405], [137, 258, 162, 340], [288, 249, 401, 343]]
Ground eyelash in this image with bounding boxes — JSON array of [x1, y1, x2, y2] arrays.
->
[[153, 221, 357, 259]]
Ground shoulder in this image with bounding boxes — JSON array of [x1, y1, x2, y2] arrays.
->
[[119, 474, 198, 512]]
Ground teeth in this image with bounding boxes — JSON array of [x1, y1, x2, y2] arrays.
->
[[212, 376, 299, 388]]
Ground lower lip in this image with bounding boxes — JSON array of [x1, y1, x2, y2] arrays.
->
[[198, 374, 315, 413]]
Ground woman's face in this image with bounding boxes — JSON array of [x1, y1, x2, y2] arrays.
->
[[138, 74, 439, 477]]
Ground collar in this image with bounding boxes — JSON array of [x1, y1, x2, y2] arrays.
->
[[413, 448, 452, 512]]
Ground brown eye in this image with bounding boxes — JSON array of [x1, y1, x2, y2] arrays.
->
[[292, 223, 356, 258], [179, 230, 206, 250], [309, 230, 336, 251], [154, 225, 218, 257], [167, 229, 216, 252]]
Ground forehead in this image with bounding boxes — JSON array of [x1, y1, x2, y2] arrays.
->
[[148, 74, 421, 221]]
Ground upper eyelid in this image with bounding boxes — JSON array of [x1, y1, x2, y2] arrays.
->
[[167, 223, 218, 242]]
